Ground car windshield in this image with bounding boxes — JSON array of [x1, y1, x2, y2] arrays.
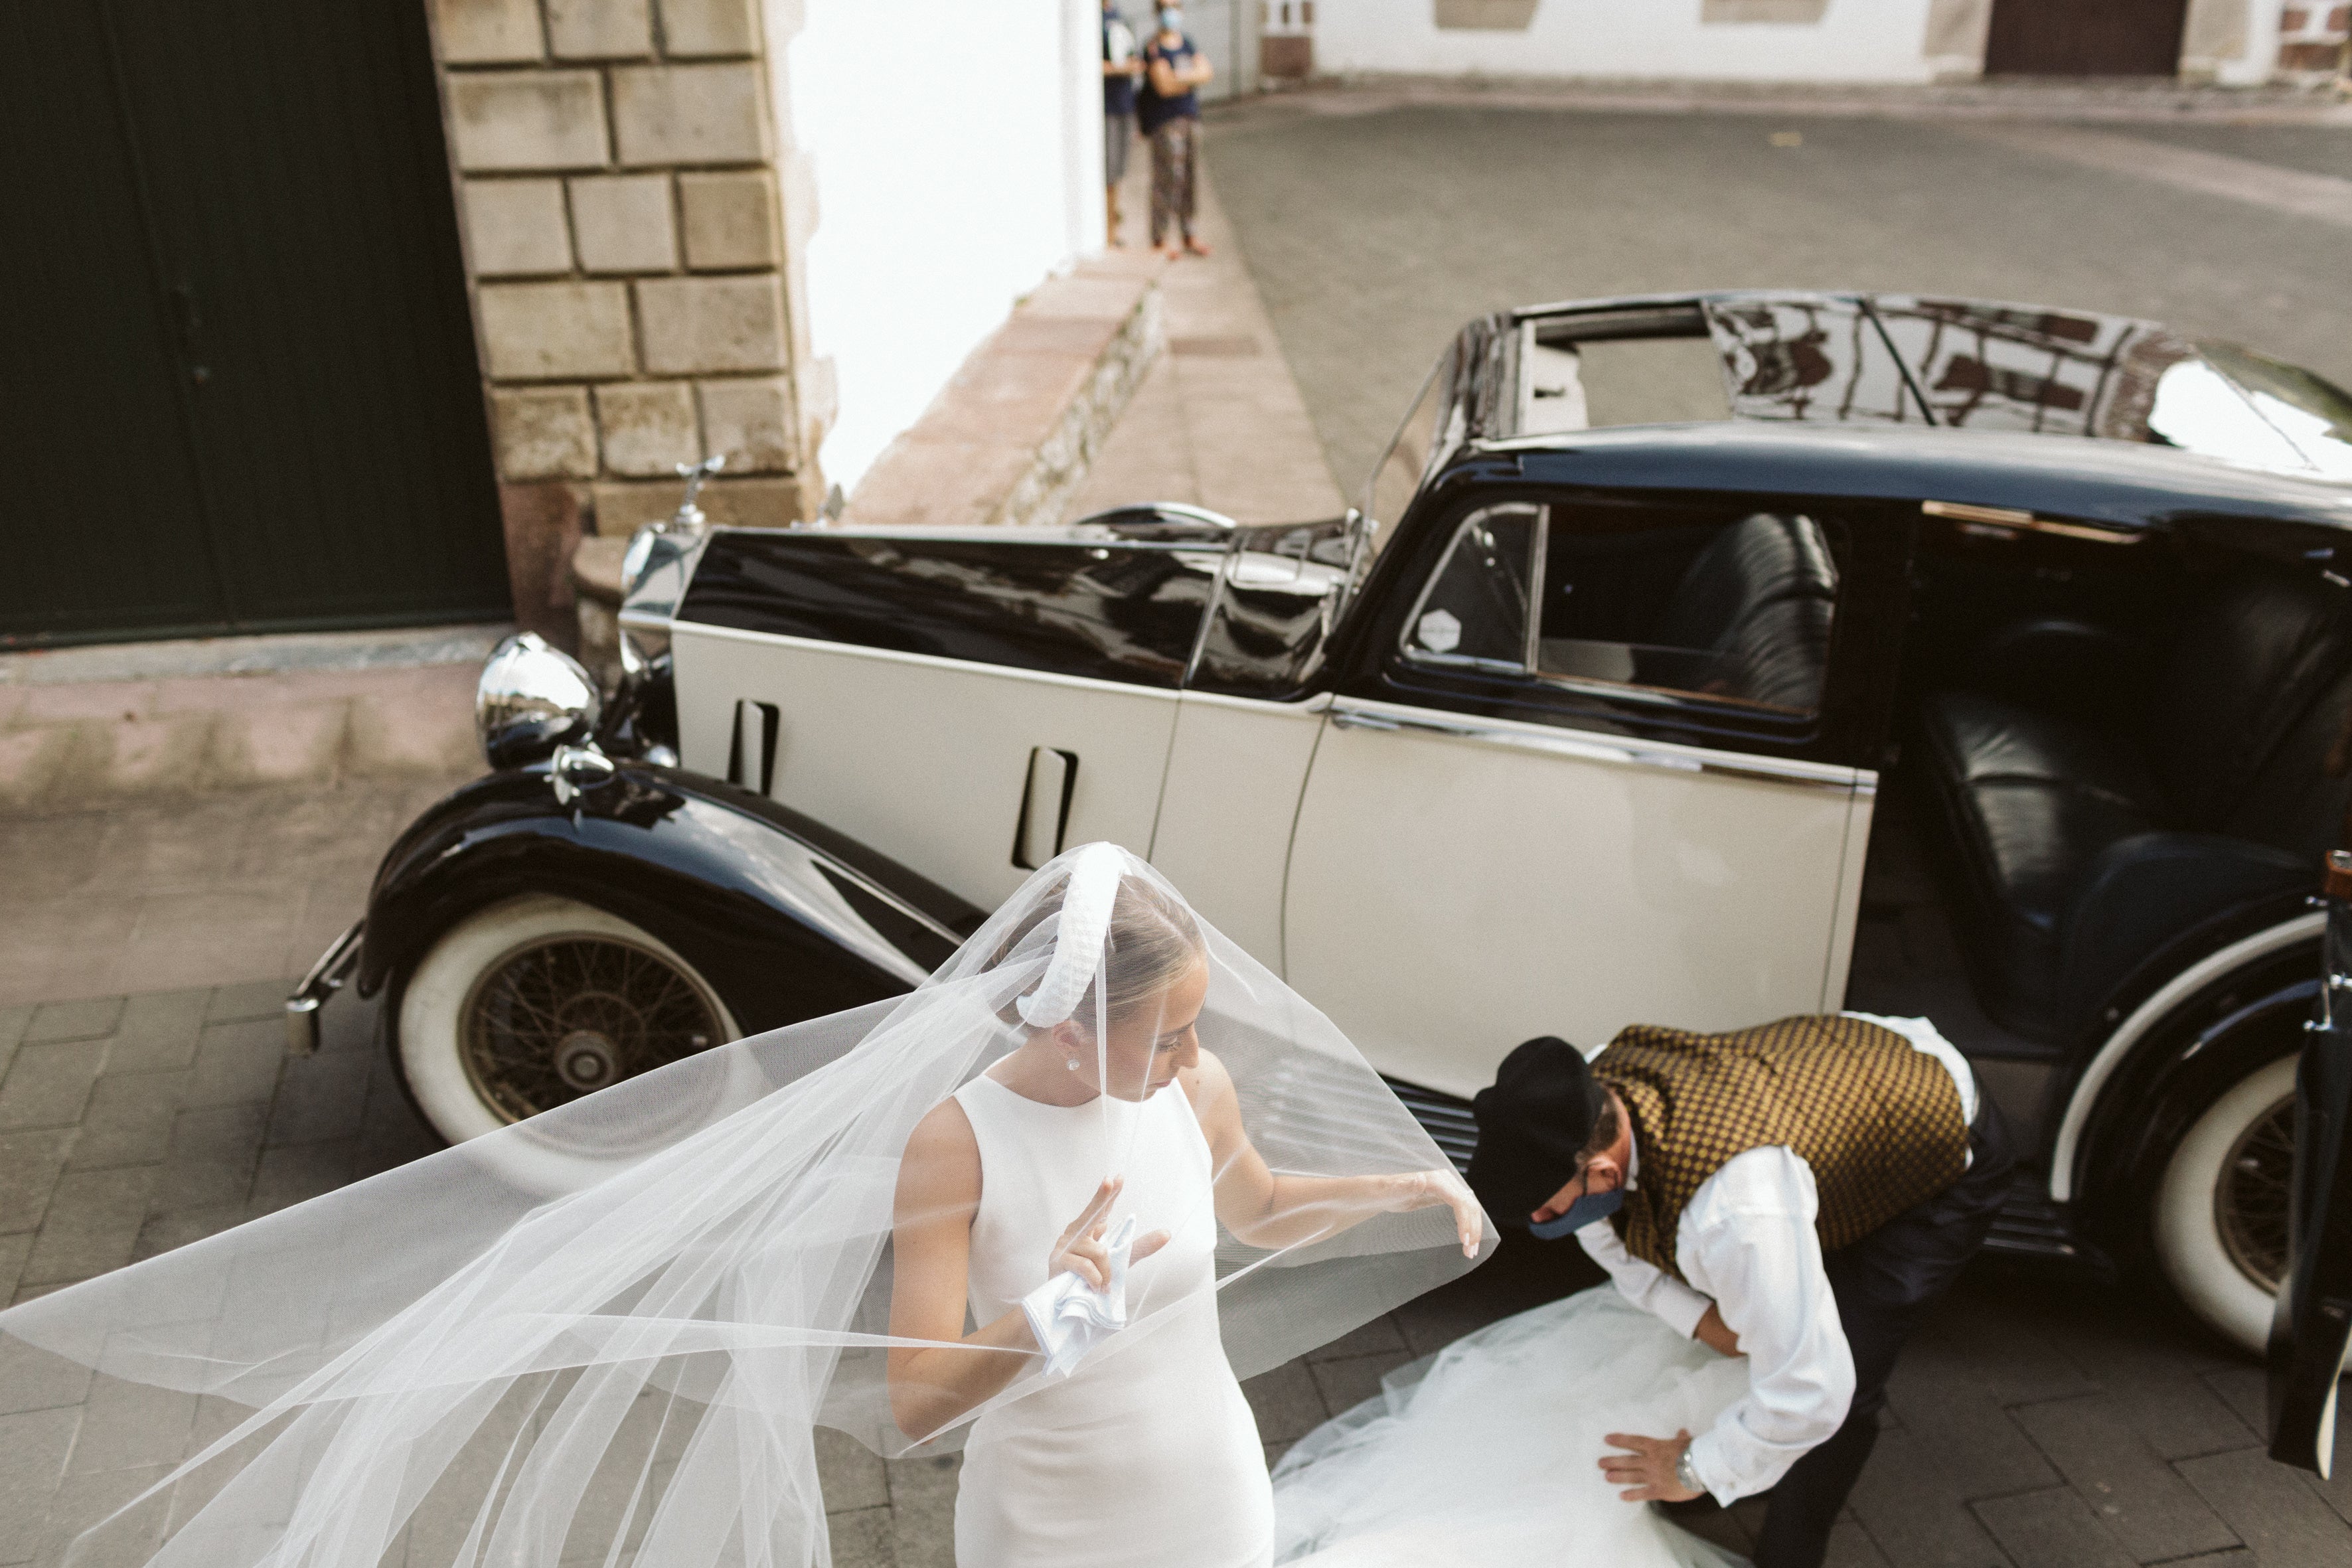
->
[[1363, 347, 1456, 550], [2196, 341, 2352, 481]]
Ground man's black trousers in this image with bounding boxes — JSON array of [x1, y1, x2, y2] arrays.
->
[[1751, 1097, 2017, 1568]]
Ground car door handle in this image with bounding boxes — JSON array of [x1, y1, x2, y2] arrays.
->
[[1012, 747, 1078, 870], [727, 700, 779, 795]]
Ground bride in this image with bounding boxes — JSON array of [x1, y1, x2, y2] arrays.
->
[[889, 846, 1481, 1565], [0, 844, 1484, 1568]]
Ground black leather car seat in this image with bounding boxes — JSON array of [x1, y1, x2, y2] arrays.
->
[[1917, 568, 2352, 1042], [1651, 514, 1838, 713]]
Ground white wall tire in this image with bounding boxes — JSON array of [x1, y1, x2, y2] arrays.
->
[[398, 894, 740, 1148], [2153, 1055, 2296, 1356]]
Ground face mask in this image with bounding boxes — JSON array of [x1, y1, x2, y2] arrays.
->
[[1526, 1186, 1622, 1240], [1158, 9, 1181, 30]]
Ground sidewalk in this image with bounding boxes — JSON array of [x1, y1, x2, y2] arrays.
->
[[1064, 151, 1346, 524]]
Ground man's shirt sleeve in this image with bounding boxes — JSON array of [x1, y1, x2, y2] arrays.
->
[[1575, 1219, 1713, 1340], [1676, 1147, 1855, 1505]]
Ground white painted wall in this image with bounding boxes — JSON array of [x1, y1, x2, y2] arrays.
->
[[1318, 0, 1954, 84], [768, 0, 1105, 497], [1315, 0, 2282, 86]]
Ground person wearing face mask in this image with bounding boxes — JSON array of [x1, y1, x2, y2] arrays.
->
[[1137, 3, 1213, 258], [1456, 1016, 2015, 1568], [1101, 1, 1142, 246]]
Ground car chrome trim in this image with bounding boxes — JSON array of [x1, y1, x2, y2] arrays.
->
[[672, 621, 1188, 703], [1326, 698, 1862, 791], [2048, 911, 2324, 1203], [1395, 502, 1545, 672], [708, 522, 1231, 552], [285, 919, 364, 1056], [1921, 499, 2141, 546], [1174, 688, 1334, 717]]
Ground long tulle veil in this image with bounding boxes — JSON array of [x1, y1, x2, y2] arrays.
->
[[0, 844, 1490, 1568]]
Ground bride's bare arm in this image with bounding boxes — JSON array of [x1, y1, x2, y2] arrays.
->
[[885, 1102, 1040, 1438], [1182, 1052, 1482, 1257]]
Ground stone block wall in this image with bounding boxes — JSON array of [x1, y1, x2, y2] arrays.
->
[[428, 0, 828, 639]]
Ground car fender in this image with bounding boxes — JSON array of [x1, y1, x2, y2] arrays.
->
[[2055, 897, 2320, 1226], [357, 762, 981, 1039]]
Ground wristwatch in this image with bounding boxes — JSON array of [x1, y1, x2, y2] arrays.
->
[[1674, 1445, 1703, 1498]]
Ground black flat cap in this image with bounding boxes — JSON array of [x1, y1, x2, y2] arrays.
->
[[1468, 1036, 1606, 1227]]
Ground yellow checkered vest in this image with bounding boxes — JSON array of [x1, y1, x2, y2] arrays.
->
[[1593, 1015, 1970, 1279]]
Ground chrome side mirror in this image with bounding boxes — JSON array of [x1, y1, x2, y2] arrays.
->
[[477, 632, 603, 769]]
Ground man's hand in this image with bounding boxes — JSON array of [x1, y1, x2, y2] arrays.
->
[[1599, 1429, 1700, 1503], [1692, 1302, 1743, 1358]]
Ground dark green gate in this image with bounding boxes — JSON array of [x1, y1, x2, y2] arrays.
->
[[0, 0, 509, 647]]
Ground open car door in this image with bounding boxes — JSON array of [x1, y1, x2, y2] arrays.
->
[[2267, 850, 2352, 1475]]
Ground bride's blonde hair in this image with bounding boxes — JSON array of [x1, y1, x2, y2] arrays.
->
[[995, 871, 1204, 1030]]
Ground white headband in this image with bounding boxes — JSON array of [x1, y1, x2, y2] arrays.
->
[[1017, 844, 1128, 1028]]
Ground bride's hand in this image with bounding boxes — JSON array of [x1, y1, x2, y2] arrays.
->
[[1048, 1177, 1170, 1290], [1388, 1170, 1484, 1258]]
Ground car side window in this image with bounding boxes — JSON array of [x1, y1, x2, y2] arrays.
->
[[1536, 505, 1842, 718], [1398, 504, 1541, 673]]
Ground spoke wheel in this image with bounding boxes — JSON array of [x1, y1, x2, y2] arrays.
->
[[2213, 1093, 2294, 1293], [397, 895, 742, 1166], [2154, 1054, 2299, 1356], [460, 935, 726, 1123]]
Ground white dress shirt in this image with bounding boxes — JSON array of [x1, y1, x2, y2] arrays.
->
[[1575, 1014, 1977, 1504]]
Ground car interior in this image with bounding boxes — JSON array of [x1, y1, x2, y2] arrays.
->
[[1846, 515, 2352, 1088], [1406, 491, 2352, 1136], [1537, 509, 1839, 717], [1406, 501, 1843, 720]]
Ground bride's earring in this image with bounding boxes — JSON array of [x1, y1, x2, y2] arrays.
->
[[1065, 1054, 1081, 1071]]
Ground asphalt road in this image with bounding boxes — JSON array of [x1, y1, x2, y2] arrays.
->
[[1204, 100, 2352, 504], [1202, 96, 2352, 1567]]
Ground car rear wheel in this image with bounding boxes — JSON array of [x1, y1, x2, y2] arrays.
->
[[397, 894, 740, 1147], [2152, 1054, 2295, 1356]]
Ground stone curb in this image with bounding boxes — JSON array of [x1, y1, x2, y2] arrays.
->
[[0, 665, 481, 813]]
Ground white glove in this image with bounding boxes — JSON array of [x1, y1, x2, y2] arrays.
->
[[1022, 1214, 1135, 1377]]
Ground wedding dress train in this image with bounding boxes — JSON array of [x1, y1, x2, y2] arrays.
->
[[1273, 1287, 1749, 1567]]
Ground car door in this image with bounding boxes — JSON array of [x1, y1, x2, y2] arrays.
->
[[1283, 488, 1890, 1098], [2268, 850, 2352, 1476], [670, 532, 1219, 911], [1148, 523, 1356, 969]]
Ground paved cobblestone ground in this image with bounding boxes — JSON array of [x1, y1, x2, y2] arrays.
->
[[0, 984, 2345, 1566]]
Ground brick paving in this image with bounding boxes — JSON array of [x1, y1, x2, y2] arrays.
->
[[0, 980, 2343, 1566], [0, 775, 469, 1010]]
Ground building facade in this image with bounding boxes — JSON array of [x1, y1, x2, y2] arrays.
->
[[1, 0, 1112, 649], [1313, 1, 2337, 86], [433, 0, 1113, 635]]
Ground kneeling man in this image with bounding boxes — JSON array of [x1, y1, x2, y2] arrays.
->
[[1467, 1014, 2013, 1568]]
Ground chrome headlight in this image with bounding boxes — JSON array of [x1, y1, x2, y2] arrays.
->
[[476, 632, 602, 769]]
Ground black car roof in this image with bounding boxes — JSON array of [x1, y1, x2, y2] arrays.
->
[[1476, 290, 2352, 491], [1459, 421, 2352, 540]]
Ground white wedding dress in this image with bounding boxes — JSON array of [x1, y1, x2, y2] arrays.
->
[[952, 1071, 1275, 1567], [1272, 1287, 1749, 1567], [0, 846, 1484, 1568]]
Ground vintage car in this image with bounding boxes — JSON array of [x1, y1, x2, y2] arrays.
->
[[296, 291, 2352, 1386]]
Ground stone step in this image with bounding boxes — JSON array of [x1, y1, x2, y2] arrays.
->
[[0, 627, 497, 810]]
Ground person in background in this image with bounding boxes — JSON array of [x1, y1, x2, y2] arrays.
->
[[1101, 2, 1141, 246], [1138, 5, 1213, 259]]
